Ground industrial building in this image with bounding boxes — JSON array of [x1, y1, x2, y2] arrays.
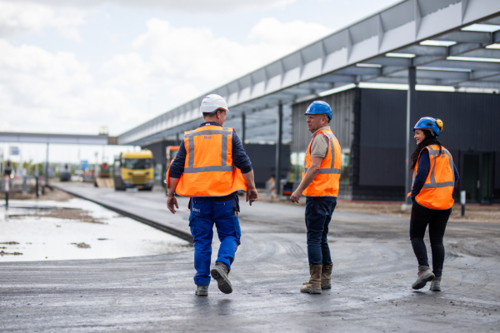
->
[[4, 0, 498, 203], [292, 88, 500, 203], [115, 0, 500, 203]]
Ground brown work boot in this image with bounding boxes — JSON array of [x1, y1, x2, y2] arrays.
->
[[300, 264, 322, 294], [321, 264, 333, 289]]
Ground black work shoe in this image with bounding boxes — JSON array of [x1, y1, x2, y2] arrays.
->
[[195, 285, 209, 296], [211, 263, 233, 294], [412, 268, 435, 290]]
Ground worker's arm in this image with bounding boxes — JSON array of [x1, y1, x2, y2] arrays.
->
[[410, 150, 430, 201], [453, 162, 460, 186], [290, 156, 323, 203], [242, 170, 258, 205], [166, 177, 180, 214], [168, 142, 186, 177], [231, 130, 257, 205]]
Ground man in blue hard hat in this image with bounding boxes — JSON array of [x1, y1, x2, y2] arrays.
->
[[291, 100, 342, 294]]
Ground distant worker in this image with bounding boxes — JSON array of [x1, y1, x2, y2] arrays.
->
[[166, 94, 259, 296], [4, 161, 12, 208], [408, 117, 459, 292], [4, 161, 12, 177], [290, 101, 341, 294]]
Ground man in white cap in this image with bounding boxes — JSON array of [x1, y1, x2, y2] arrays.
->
[[167, 94, 258, 296]]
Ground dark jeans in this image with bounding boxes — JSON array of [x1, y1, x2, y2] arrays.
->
[[305, 197, 337, 266], [409, 202, 451, 278]]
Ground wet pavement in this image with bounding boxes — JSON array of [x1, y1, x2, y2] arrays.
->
[[1, 182, 500, 332], [0, 198, 190, 261]]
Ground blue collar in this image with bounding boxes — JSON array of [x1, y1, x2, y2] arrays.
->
[[199, 122, 222, 128]]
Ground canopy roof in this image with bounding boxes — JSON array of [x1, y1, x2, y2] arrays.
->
[[118, 0, 500, 146]]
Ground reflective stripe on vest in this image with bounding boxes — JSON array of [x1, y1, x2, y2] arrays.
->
[[412, 144, 455, 210], [184, 128, 234, 173], [421, 146, 455, 189], [302, 132, 341, 175], [302, 129, 342, 197], [174, 125, 247, 197]]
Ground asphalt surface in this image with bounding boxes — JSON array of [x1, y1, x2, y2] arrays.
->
[[1, 183, 500, 332]]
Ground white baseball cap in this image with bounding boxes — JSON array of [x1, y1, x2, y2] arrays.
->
[[200, 94, 229, 114]]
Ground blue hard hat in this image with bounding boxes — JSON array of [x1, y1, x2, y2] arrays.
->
[[413, 117, 443, 136], [304, 101, 332, 121]]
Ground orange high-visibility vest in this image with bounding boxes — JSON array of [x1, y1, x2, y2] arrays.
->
[[173, 125, 247, 197], [411, 144, 455, 210], [302, 129, 342, 197]]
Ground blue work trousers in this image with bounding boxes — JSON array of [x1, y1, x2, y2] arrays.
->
[[305, 196, 337, 265], [189, 197, 241, 286]]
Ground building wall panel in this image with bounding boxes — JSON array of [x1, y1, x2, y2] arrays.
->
[[358, 89, 500, 201], [292, 89, 356, 154]]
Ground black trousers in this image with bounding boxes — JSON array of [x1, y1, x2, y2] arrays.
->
[[409, 202, 451, 278]]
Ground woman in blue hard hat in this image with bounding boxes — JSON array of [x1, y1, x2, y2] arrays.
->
[[408, 117, 459, 292]]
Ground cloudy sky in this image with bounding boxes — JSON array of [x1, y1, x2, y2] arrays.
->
[[1, 0, 401, 164]]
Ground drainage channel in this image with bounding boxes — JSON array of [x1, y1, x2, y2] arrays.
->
[[53, 186, 193, 244]]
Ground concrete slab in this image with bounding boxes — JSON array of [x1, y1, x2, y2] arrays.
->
[[1, 182, 500, 332]]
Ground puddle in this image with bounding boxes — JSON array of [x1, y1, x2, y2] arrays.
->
[[0, 198, 191, 261]]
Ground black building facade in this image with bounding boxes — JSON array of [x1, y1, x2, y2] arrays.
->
[[292, 88, 500, 203], [143, 139, 290, 189]]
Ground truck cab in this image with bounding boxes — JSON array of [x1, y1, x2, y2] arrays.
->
[[113, 150, 155, 191], [163, 146, 179, 194]]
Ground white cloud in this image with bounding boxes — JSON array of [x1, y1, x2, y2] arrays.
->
[[129, 17, 332, 87], [0, 1, 86, 40], [0, 39, 137, 135], [2, 0, 296, 13], [0, 8, 333, 137], [102, 53, 159, 98], [248, 17, 332, 46], [86, 16, 333, 125]]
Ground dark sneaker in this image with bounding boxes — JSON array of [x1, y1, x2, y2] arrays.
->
[[412, 268, 435, 290], [211, 263, 233, 294], [430, 279, 441, 292], [195, 285, 209, 296]]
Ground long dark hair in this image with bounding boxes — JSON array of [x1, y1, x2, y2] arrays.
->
[[410, 130, 442, 171]]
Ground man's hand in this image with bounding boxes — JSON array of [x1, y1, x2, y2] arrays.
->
[[167, 196, 179, 214], [166, 177, 180, 213], [246, 188, 258, 206], [242, 170, 258, 206], [290, 156, 321, 204], [290, 189, 302, 203]]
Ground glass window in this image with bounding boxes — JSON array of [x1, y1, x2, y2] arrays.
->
[[290, 152, 305, 182], [341, 148, 350, 183], [123, 158, 153, 170], [170, 150, 178, 160]]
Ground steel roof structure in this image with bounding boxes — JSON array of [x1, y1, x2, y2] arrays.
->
[[118, 0, 500, 147], [0, 132, 109, 145]]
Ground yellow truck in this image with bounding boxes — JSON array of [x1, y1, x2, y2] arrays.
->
[[113, 150, 155, 191]]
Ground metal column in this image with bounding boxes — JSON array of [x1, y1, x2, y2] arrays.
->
[[405, 67, 416, 205], [241, 113, 246, 144], [275, 103, 283, 195], [45, 143, 49, 186]]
